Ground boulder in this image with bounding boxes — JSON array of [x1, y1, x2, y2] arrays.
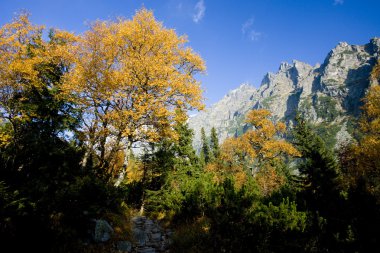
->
[[93, 219, 114, 242]]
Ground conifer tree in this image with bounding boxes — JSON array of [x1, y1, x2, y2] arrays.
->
[[293, 115, 347, 251], [200, 127, 211, 164], [210, 127, 220, 161], [145, 123, 203, 213]]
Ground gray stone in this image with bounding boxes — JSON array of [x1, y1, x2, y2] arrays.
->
[[135, 246, 156, 253], [150, 233, 161, 241], [129, 216, 172, 252], [93, 219, 114, 242], [133, 228, 148, 246], [116, 241, 132, 252]]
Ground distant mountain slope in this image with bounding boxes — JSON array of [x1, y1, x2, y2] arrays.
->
[[189, 38, 380, 150]]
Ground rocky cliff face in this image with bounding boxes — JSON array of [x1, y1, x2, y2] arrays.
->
[[189, 38, 380, 150]]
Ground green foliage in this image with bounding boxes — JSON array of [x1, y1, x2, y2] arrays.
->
[[293, 116, 342, 204], [190, 178, 309, 253], [0, 181, 33, 224], [200, 127, 211, 164], [144, 123, 208, 216], [0, 40, 121, 252], [252, 198, 307, 233], [293, 115, 350, 252], [205, 178, 257, 252], [210, 127, 220, 161], [299, 97, 312, 111]]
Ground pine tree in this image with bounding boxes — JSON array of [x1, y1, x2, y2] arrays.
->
[[292, 115, 347, 251], [200, 127, 211, 164], [145, 123, 203, 213], [210, 127, 220, 161]]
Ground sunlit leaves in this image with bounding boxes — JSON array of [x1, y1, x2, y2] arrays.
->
[[218, 109, 300, 194], [0, 13, 77, 138], [58, 9, 205, 175], [0, 10, 205, 180], [343, 73, 380, 201]]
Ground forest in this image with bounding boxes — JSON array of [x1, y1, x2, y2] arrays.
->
[[0, 9, 379, 253]]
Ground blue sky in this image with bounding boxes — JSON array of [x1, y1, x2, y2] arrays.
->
[[1, 0, 380, 107]]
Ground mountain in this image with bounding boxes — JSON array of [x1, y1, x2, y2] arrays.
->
[[189, 38, 380, 150]]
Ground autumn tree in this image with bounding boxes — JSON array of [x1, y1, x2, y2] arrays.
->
[[371, 59, 380, 85], [349, 83, 380, 199], [63, 9, 205, 182], [340, 65, 380, 203], [0, 14, 122, 252], [0, 13, 77, 145], [339, 71, 380, 251], [219, 109, 299, 194], [344, 61, 380, 198]]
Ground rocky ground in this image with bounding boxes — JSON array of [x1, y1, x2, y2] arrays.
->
[[93, 216, 172, 253]]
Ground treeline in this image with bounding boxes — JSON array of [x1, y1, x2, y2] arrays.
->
[[0, 9, 380, 253]]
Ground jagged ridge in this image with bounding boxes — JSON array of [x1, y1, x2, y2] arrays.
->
[[189, 38, 380, 150]]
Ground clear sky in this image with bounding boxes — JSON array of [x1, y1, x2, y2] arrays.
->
[[1, 0, 380, 106]]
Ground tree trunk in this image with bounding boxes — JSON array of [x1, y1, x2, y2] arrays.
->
[[81, 150, 90, 168], [81, 141, 94, 169], [114, 142, 132, 187]]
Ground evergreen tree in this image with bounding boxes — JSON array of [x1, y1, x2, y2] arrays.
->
[[200, 127, 211, 164], [293, 115, 348, 251], [0, 16, 121, 251], [145, 123, 204, 214], [173, 123, 200, 168], [210, 127, 220, 161]]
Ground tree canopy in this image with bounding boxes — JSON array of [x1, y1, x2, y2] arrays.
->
[[61, 9, 205, 178]]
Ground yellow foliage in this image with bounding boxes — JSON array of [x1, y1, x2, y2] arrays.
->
[[234, 171, 248, 189], [0, 131, 11, 147], [218, 109, 300, 195], [62, 8, 205, 173], [342, 73, 380, 201], [222, 109, 300, 167], [360, 85, 380, 136], [126, 157, 144, 183], [255, 165, 285, 196], [371, 59, 380, 85], [0, 13, 77, 145]]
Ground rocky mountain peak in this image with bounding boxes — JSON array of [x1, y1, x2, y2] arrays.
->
[[279, 62, 292, 71], [225, 82, 255, 98], [189, 38, 380, 150], [368, 37, 380, 55]]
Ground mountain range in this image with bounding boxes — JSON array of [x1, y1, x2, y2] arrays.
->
[[188, 38, 380, 150]]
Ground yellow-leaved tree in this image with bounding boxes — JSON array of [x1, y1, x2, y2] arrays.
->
[[63, 9, 205, 183], [343, 63, 380, 201], [0, 13, 77, 145], [217, 109, 300, 194]]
